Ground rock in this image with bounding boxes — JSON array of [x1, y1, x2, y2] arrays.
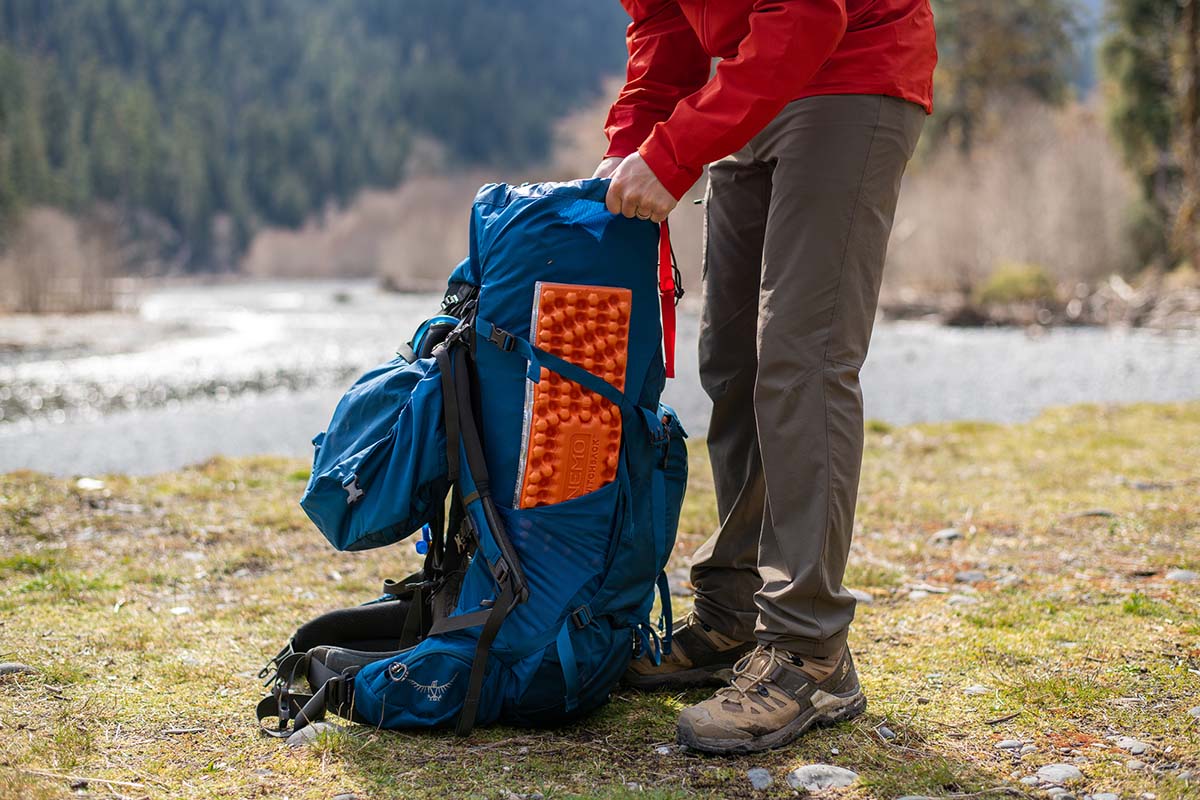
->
[[955, 570, 987, 584], [848, 588, 874, 604], [1178, 771, 1195, 781], [877, 725, 896, 740], [995, 739, 1024, 750], [963, 684, 991, 696], [908, 590, 930, 600], [1087, 794, 1119, 800], [1125, 760, 1146, 771], [286, 721, 341, 747], [75, 477, 105, 491], [1188, 706, 1200, 719], [1020, 745, 1038, 755], [331, 794, 364, 800], [1047, 789, 1074, 800], [1020, 776, 1042, 786], [947, 594, 979, 606], [930, 527, 963, 544], [1113, 736, 1150, 755], [1037, 763, 1084, 784], [1166, 569, 1198, 582], [0, 662, 35, 678], [786, 764, 860, 792], [747, 767, 773, 791], [654, 744, 683, 756]]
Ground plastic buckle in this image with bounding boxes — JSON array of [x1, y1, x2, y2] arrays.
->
[[569, 605, 593, 629], [486, 325, 515, 352]]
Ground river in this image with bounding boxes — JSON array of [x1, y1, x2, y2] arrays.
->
[[1, 279, 1197, 476]]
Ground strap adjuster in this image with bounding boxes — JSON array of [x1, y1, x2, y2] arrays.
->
[[569, 605, 593, 629]]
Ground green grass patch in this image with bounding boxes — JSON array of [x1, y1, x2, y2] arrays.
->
[[1, 402, 1198, 798]]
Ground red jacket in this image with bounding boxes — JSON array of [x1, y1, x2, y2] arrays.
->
[[604, 0, 937, 198]]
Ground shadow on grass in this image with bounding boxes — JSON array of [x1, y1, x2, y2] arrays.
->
[[322, 687, 1016, 800]]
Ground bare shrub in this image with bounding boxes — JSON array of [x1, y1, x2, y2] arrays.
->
[[885, 100, 1138, 297], [0, 206, 119, 313], [240, 81, 710, 294]]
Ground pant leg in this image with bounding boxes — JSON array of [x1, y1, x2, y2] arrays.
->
[[751, 95, 925, 657], [688, 146, 772, 642]]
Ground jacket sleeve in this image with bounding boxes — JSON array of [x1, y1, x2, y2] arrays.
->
[[603, 0, 712, 163], [640, 0, 849, 198]]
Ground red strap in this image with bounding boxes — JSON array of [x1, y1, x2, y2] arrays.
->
[[658, 219, 676, 379]]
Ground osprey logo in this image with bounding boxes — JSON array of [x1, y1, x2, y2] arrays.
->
[[344, 477, 364, 504], [406, 674, 456, 703]]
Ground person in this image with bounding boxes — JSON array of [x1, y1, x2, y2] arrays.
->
[[594, 0, 937, 754]]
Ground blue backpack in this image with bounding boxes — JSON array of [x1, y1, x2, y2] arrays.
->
[[257, 179, 687, 737]]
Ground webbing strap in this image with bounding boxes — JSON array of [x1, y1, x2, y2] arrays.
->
[[556, 620, 579, 713], [434, 345, 461, 482], [428, 605, 492, 636], [659, 219, 677, 379], [656, 570, 674, 657], [474, 318, 631, 413], [456, 581, 517, 736]]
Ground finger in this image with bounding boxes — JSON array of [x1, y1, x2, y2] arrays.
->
[[621, 193, 641, 219], [605, 182, 623, 215], [649, 210, 667, 224]]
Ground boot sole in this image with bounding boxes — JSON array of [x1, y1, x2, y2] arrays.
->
[[676, 689, 867, 755], [622, 664, 736, 691]]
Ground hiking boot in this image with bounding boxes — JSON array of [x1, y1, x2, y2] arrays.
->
[[623, 612, 755, 690], [676, 645, 866, 754]]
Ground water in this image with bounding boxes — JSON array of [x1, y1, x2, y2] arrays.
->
[[1, 280, 1197, 476]]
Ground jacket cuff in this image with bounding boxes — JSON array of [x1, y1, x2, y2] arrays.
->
[[639, 132, 701, 200]]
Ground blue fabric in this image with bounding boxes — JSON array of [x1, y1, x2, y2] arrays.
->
[[556, 621, 580, 712], [300, 355, 449, 552], [327, 179, 689, 730]]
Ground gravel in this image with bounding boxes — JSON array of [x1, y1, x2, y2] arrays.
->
[[786, 765, 859, 792], [1112, 736, 1150, 755], [1036, 763, 1084, 784], [930, 527, 963, 544], [286, 721, 341, 747], [0, 662, 35, 677], [746, 767, 772, 791]]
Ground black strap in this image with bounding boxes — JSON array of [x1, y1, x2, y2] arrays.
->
[[396, 341, 418, 363], [456, 580, 517, 736], [435, 344, 461, 482], [399, 583, 427, 647]]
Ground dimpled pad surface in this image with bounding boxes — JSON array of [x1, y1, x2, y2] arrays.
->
[[517, 282, 631, 509]]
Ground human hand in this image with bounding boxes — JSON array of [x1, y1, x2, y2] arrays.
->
[[591, 156, 623, 180], [604, 152, 676, 223]]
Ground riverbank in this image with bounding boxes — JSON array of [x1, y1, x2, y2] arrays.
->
[[2, 402, 1198, 799], [3, 280, 1200, 476], [881, 272, 1200, 331]]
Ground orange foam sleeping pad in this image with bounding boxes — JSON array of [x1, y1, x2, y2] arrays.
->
[[516, 282, 631, 509]]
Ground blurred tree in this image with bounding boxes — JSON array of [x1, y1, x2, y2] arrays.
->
[[0, 0, 627, 271], [1103, 0, 1197, 269], [931, 0, 1079, 150]]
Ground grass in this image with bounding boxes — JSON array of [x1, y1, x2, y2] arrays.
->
[[2, 402, 1199, 799]]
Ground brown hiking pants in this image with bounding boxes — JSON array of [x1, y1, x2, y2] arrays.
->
[[690, 94, 925, 657]]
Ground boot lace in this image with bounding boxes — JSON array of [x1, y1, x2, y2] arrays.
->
[[716, 645, 784, 702]]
